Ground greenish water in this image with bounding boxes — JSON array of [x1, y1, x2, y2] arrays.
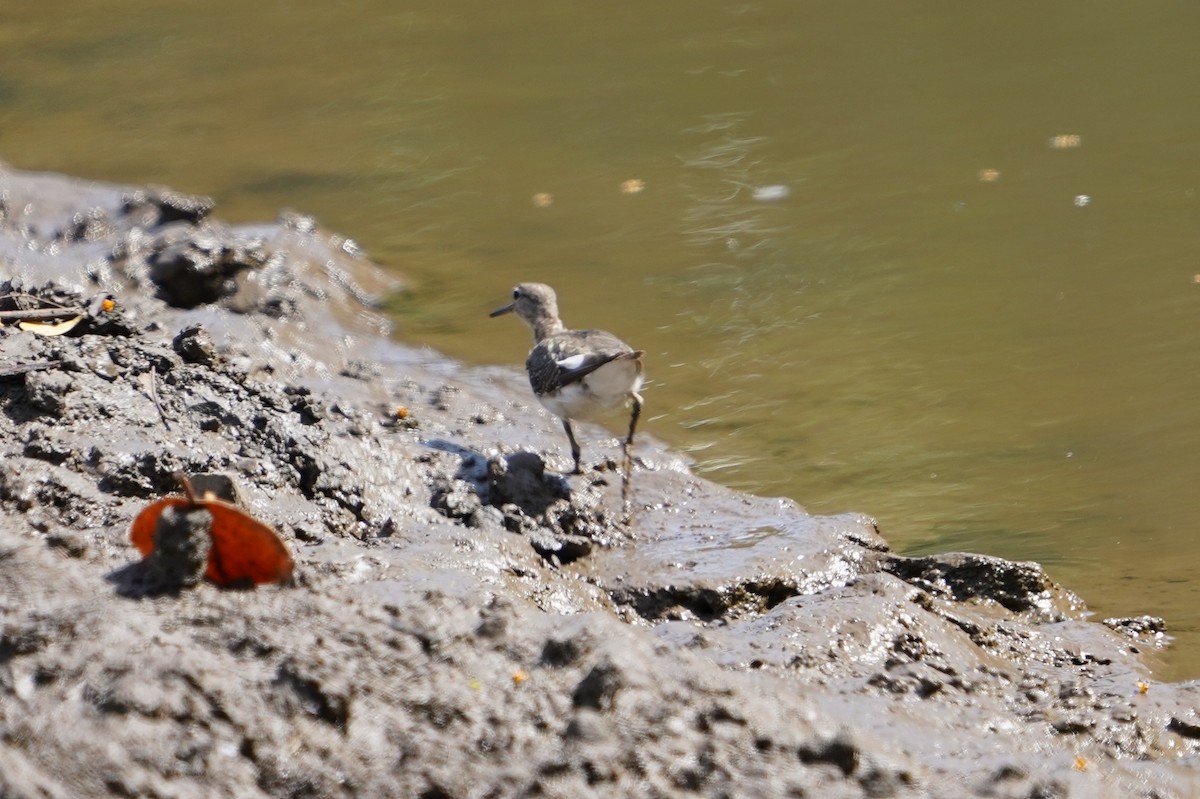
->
[[4, 2, 1200, 679]]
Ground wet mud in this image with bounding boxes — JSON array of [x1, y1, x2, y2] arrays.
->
[[1, 163, 1198, 797]]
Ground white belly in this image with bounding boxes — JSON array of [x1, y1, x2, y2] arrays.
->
[[538, 358, 643, 421]]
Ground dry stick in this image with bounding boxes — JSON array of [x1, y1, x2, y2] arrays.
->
[[0, 307, 86, 322], [149, 365, 172, 431], [0, 292, 73, 303], [177, 473, 198, 504], [0, 362, 53, 378]]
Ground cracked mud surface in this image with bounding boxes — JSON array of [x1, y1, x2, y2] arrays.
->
[[1, 164, 1198, 797]]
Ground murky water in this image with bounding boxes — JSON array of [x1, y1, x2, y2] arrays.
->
[[5, 2, 1200, 678]]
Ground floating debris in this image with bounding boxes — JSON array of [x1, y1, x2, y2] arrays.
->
[[1049, 134, 1083, 149], [978, 168, 1001, 182], [1073, 195, 1091, 207], [532, 192, 554, 208], [620, 179, 645, 195], [752, 184, 790, 202]]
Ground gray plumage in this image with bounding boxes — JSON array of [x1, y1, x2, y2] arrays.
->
[[526, 331, 638, 397]]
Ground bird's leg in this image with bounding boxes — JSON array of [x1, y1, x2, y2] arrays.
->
[[563, 419, 583, 474], [621, 392, 643, 507]]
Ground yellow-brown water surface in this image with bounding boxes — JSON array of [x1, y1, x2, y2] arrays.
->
[[4, 2, 1200, 678]]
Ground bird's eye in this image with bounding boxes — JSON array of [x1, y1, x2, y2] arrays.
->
[[512, 288, 521, 299]]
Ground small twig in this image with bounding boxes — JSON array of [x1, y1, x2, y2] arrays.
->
[[177, 473, 198, 505], [0, 292, 76, 309], [0, 362, 54, 378], [149, 365, 172, 431], [0, 307, 86, 322]]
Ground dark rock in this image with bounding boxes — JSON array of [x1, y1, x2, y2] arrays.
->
[[187, 472, 240, 503], [148, 232, 267, 309], [144, 503, 212, 589], [487, 451, 568, 516], [798, 733, 859, 775], [431, 478, 482, 521], [572, 659, 623, 710], [23, 368, 73, 416], [528, 529, 592, 565], [541, 635, 584, 667], [1103, 615, 1168, 645], [1168, 710, 1200, 739], [121, 187, 215, 226], [287, 390, 325, 425], [275, 658, 353, 730], [23, 425, 72, 464], [172, 324, 218, 365], [882, 552, 1072, 616]]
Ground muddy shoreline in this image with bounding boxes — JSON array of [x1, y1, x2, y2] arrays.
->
[[1, 163, 1197, 797]]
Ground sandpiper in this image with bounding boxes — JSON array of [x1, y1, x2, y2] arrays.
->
[[490, 283, 644, 501]]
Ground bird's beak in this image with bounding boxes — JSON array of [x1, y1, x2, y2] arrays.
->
[[489, 302, 515, 318]]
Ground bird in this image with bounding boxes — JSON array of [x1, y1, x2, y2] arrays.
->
[[490, 282, 644, 502]]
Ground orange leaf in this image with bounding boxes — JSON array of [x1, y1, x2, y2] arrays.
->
[[17, 314, 84, 336], [129, 493, 293, 587], [204, 499, 294, 586]]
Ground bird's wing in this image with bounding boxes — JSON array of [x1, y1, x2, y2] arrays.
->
[[526, 331, 639, 396]]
